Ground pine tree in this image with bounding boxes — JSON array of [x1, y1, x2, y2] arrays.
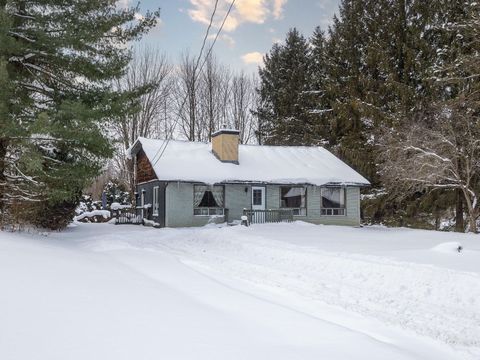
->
[[253, 0, 478, 229], [426, 0, 480, 232], [377, 0, 480, 232], [104, 180, 131, 207], [309, 27, 331, 144], [319, 0, 381, 182], [0, 0, 159, 229], [256, 28, 318, 145]]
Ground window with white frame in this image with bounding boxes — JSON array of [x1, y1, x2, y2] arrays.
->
[[153, 186, 159, 216], [193, 185, 225, 216], [280, 186, 307, 216], [321, 187, 346, 216]]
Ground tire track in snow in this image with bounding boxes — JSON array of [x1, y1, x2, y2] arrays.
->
[[155, 228, 480, 352]]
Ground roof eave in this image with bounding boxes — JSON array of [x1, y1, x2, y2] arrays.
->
[[151, 179, 371, 187]]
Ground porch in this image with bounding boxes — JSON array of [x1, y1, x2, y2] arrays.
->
[[243, 209, 294, 224]]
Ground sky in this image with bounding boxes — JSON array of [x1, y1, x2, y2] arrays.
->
[[130, 0, 341, 72]]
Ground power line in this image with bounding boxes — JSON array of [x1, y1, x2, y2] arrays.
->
[[149, 0, 220, 166], [193, 0, 219, 74], [150, 0, 237, 167], [198, 0, 236, 73]]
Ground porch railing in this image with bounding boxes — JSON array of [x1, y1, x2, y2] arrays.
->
[[114, 208, 143, 225], [243, 209, 294, 224]]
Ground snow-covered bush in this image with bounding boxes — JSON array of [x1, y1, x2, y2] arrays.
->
[[75, 179, 132, 223], [104, 180, 131, 208]]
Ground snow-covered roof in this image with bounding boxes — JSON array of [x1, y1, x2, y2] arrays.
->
[[129, 137, 370, 186]]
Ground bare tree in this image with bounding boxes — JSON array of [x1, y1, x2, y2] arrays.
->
[[380, 106, 480, 233], [381, 2, 480, 233], [198, 53, 232, 141], [230, 72, 258, 144], [112, 46, 173, 193], [175, 51, 202, 141]]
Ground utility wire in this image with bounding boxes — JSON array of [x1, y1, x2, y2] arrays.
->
[[151, 0, 237, 167], [149, 0, 220, 166]]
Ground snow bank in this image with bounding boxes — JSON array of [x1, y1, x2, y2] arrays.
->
[[2, 226, 462, 360], [431, 242, 463, 253], [74, 210, 110, 221], [129, 137, 370, 186], [84, 223, 479, 357], [1, 223, 479, 360], [143, 219, 160, 227], [110, 202, 131, 211]]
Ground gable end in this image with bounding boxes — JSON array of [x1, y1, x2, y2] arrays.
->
[[136, 149, 158, 183]]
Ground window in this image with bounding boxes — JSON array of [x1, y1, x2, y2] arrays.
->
[[153, 186, 159, 216], [252, 189, 262, 206], [280, 187, 306, 216], [321, 187, 346, 216], [193, 185, 224, 216]]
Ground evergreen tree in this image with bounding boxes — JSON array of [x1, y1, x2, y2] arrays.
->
[[376, 0, 480, 232], [319, 0, 426, 184], [309, 27, 331, 144], [255, 0, 478, 230], [321, 0, 376, 181], [0, 0, 159, 229], [104, 180, 131, 207], [256, 28, 318, 145]]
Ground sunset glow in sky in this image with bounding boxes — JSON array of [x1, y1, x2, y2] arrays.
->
[[132, 0, 340, 71]]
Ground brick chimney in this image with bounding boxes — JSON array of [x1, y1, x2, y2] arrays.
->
[[211, 128, 240, 164]]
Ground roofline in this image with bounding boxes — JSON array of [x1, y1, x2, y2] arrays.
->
[[128, 138, 144, 156], [129, 137, 371, 187], [212, 129, 240, 137], [142, 179, 370, 187]]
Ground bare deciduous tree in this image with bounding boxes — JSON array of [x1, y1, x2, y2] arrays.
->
[[173, 50, 258, 143], [112, 46, 173, 194], [199, 53, 229, 141], [381, 106, 480, 233], [381, 3, 480, 233], [230, 72, 258, 144], [107, 48, 259, 197], [175, 51, 201, 141]]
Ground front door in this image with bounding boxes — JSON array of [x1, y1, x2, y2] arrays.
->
[[251, 186, 266, 223]]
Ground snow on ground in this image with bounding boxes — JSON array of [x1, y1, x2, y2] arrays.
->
[[1, 223, 479, 360]]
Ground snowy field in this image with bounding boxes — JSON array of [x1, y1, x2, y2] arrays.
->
[[1, 223, 479, 360]]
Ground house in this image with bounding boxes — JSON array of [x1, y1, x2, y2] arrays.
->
[[127, 129, 370, 227]]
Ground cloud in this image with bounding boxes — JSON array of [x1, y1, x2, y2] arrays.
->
[[241, 51, 263, 65], [272, 0, 287, 19], [187, 0, 213, 27], [235, 0, 269, 24], [187, 0, 286, 32]]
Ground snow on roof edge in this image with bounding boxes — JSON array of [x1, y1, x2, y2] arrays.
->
[[131, 137, 371, 187]]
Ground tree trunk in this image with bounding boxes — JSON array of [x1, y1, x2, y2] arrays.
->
[[455, 188, 464, 232], [0, 139, 7, 223], [468, 211, 477, 234], [462, 188, 478, 233], [126, 157, 135, 199]]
